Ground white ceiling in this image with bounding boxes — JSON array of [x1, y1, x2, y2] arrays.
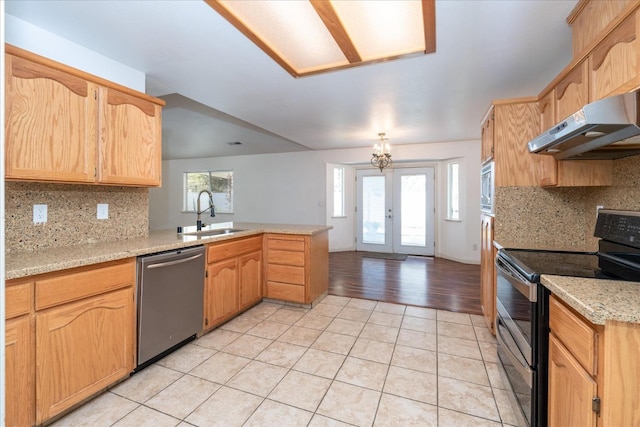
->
[[5, 0, 578, 160]]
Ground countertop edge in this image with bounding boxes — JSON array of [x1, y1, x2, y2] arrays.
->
[[6, 223, 332, 280], [541, 274, 640, 325]]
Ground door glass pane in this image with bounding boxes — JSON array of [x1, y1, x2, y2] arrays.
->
[[362, 176, 386, 244], [401, 175, 426, 246]]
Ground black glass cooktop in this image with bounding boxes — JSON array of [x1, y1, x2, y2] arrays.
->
[[501, 249, 602, 279], [500, 247, 640, 283]]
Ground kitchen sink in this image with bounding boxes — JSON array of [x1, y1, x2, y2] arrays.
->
[[182, 228, 246, 237]]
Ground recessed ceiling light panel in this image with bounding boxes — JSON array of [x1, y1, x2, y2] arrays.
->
[[206, 0, 436, 77]]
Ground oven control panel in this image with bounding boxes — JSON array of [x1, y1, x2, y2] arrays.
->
[[594, 209, 640, 248]]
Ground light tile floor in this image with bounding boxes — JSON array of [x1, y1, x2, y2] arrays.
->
[[51, 296, 517, 427]]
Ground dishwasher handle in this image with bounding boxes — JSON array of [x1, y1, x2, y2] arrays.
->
[[146, 253, 203, 269]]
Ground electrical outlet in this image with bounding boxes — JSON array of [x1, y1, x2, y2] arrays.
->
[[33, 204, 47, 223], [473, 244, 478, 251], [97, 203, 109, 220]]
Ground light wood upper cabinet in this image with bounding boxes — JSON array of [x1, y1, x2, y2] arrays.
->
[[4, 44, 163, 187], [98, 87, 162, 186], [539, 90, 556, 132], [556, 60, 589, 121], [589, 9, 639, 101], [492, 99, 543, 187], [480, 109, 494, 164], [5, 53, 98, 183]]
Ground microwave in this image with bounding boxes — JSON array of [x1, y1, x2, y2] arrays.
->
[[481, 162, 494, 214]]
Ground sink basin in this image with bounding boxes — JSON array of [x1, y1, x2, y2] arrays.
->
[[182, 228, 246, 237]]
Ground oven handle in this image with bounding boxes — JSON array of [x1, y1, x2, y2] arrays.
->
[[495, 256, 537, 302], [496, 315, 533, 389]]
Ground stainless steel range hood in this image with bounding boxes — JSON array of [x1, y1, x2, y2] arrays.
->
[[528, 90, 640, 160]]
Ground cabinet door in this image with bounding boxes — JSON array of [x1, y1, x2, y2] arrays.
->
[[5, 54, 97, 183], [481, 110, 495, 164], [5, 315, 34, 427], [205, 258, 239, 328], [493, 101, 541, 186], [590, 10, 639, 101], [539, 90, 555, 132], [238, 250, 262, 311], [548, 334, 597, 427], [36, 288, 134, 423], [555, 61, 589, 121], [98, 87, 162, 186], [480, 214, 495, 334]]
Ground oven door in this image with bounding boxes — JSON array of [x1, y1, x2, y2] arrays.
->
[[496, 312, 534, 427], [495, 255, 535, 365]]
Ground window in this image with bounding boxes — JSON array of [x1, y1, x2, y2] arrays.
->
[[447, 163, 460, 220], [184, 171, 234, 214], [333, 167, 345, 217]]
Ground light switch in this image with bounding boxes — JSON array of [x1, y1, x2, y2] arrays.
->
[[97, 203, 109, 220], [33, 204, 48, 223]]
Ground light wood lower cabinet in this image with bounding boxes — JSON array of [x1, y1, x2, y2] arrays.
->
[[205, 258, 239, 328], [480, 214, 495, 334], [264, 231, 329, 305], [36, 287, 134, 423], [548, 295, 603, 427], [5, 280, 34, 427], [548, 333, 598, 427], [239, 251, 263, 311], [4, 258, 136, 426], [204, 236, 263, 330]]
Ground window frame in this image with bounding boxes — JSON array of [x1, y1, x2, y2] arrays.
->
[[183, 170, 234, 214], [332, 166, 346, 218], [446, 162, 460, 221]]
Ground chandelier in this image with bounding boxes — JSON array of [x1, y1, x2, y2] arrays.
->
[[371, 132, 392, 172]]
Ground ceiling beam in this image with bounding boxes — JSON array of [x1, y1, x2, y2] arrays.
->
[[423, 0, 436, 54], [309, 0, 362, 64], [204, 0, 301, 77]]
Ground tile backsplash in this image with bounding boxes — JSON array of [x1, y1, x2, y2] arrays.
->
[[5, 182, 149, 253], [495, 155, 640, 251]]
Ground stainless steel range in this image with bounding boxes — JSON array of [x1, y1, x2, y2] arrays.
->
[[495, 209, 640, 427]]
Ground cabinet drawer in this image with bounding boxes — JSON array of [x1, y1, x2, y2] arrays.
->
[[266, 236, 305, 252], [266, 281, 305, 303], [267, 249, 305, 266], [35, 258, 135, 310], [208, 236, 262, 263], [549, 295, 597, 375], [6, 280, 33, 319], [266, 264, 305, 285]]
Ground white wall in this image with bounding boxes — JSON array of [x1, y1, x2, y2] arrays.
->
[[150, 140, 481, 264], [5, 14, 145, 91]]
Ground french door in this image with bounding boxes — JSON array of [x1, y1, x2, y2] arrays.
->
[[356, 167, 435, 255]]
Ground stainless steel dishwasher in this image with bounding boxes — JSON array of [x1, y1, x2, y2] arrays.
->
[[136, 245, 205, 369]]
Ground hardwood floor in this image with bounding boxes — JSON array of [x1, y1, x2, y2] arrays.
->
[[329, 251, 482, 315]]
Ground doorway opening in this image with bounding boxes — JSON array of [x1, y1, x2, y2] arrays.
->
[[356, 167, 435, 256]]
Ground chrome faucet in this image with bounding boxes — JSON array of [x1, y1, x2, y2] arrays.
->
[[196, 189, 216, 230]]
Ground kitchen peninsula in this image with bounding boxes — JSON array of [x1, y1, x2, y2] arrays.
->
[[4, 222, 330, 426]]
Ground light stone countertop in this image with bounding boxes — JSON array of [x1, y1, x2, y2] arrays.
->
[[541, 275, 640, 325], [5, 222, 331, 280]]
